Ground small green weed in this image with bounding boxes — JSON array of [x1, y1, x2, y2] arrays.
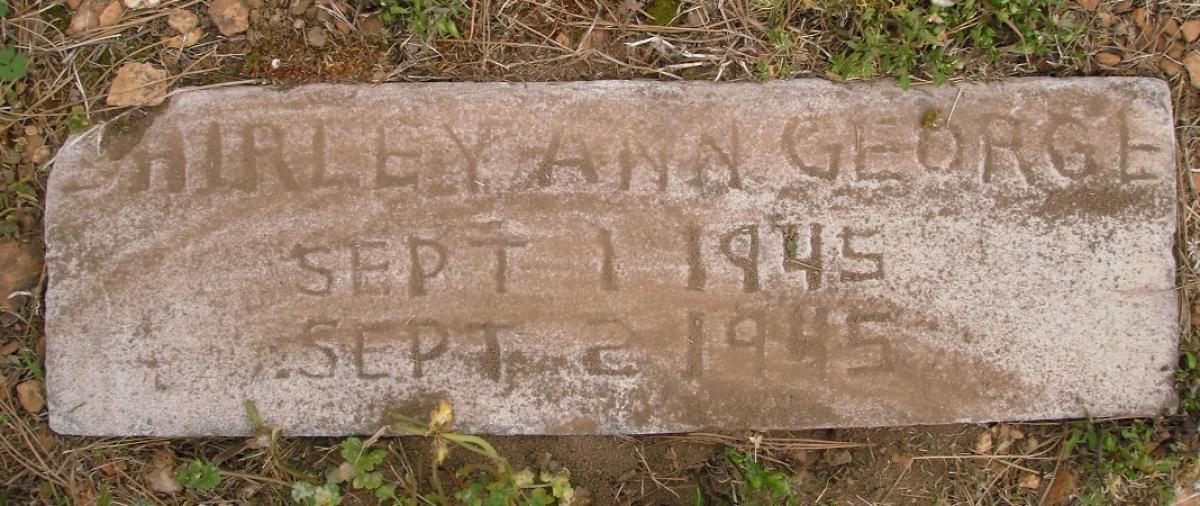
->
[[825, 0, 1079, 87], [645, 0, 681, 26], [1064, 419, 1176, 503], [0, 44, 26, 81], [281, 401, 577, 505], [0, 1, 27, 82], [723, 448, 794, 506], [378, 0, 466, 39], [174, 459, 222, 491], [754, 0, 794, 80], [65, 105, 92, 132], [1177, 328, 1200, 415]]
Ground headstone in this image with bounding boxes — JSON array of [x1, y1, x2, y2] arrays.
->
[[46, 79, 1178, 436]]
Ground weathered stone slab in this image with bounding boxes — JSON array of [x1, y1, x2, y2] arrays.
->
[[46, 78, 1178, 436]]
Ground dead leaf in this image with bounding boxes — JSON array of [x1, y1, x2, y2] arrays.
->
[[1022, 436, 1040, 453], [98, 459, 129, 477], [0, 240, 43, 310], [581, 28, 608, 51], [0, 340, 18, 355], [1170, 41, 1186, 60], [305, 26, 327, 48], [35, 424, 57, 452], [123, 0, 160, 8], [67, 0, 99, 34], [1018, 472, 1041, 490], [886, 448, 913, 470], [20, 132, 48, 164], [1184, 51, 1200, 89], [1095, 51, 1122, 66], [1161, 15, 1181, 39], [1044, 467, 1078, 505], [974, 430, 993, 454], [16, 379, 45, 413], [162, 27, 204, 49], [1184, 20, 1200, 43], [106, 63, 168, 107], [359, 14, 383, 36], [209, 0, 249, 36], [167, 8, 199, 34], [97, 0, 124, 27], [71, 484, 97, 505], [1132, 8, 1150, 32], [822, 449, 852, 467], [1075, 0, 1099, 11], [554, 31, 571, 48], [145, 449, 182, 495], [1161, 55, 1185, 77]]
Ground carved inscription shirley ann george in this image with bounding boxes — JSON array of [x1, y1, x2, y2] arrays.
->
[[45, 79, 1177, 436]]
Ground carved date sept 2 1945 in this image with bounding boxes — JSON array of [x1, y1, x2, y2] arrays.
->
[[277, 304, 898, 383]]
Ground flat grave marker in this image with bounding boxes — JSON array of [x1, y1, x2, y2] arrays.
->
[[46, 79, 1177, 436]]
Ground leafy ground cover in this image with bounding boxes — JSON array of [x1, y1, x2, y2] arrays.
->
[[3, 0, 1200, 503]]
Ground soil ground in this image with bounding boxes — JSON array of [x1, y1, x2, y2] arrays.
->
[[4, 0, 1200, 504]]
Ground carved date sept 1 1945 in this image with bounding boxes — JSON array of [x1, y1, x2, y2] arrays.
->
[[288, 223, 884, 296]]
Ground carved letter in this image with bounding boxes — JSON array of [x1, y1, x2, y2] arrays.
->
[[131, 126, 186, 192], [470, 322, 515, 382], [685, 311, 705, 379], [202, 122, 238, 191], [375, 124, 420, 188], [719, 225, 760, 292], [310, 123, 352, 188], [408, 237, 448, 296], [351, 241, 390, 295], [468, 238, 528, 294], [839, 227, 883, 282], [354, 322, 389, 379], [788, 305, 829, 379], [853, 116, 904, 181], [1119, 106, 1160, 182], [980, 116, 1034, 185], [917, 125, 960, 172], [618, 138, 670, 191], [598, 227, 617, 291], [444, 124, 492, 192], [697, 122, 742, 190], [583, 318, 638, 376], [535, 130, 598, 187], [782, 116, 839, 181], [686, 225, 706, 291], [291, 244, 333, 296], [726, 312, 766, 363], [846, 310, 892, 374], [407, 318, 449, 378], [780, 223, 822, 290], [298, 319, 338, 378], [242, 124, 299, 191]]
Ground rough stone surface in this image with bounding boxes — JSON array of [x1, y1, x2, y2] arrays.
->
[[46, 79, 1178, 436], [105, 63, 167, 107]]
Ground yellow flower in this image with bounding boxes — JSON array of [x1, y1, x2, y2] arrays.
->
[[429, 400, 455, 432]]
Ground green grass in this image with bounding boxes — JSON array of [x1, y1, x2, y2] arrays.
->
[[822, 0, 1080, 87], [1064, 419, 1182, 503], [377, 0, 467, 39], [183, 401, 581, 506]]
